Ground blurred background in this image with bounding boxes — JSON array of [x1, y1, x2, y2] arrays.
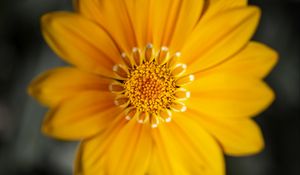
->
[[0, 0, 299, 175]]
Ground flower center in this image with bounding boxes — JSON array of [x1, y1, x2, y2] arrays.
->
[[110, 44, 194, 128], [124, 61, 176, 113]]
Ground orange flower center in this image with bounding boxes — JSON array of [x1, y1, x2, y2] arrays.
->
[[110, 44, 194, 127], [124, 61, 176, 113]]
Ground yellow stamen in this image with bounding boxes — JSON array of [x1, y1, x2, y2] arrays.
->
[[174, 88, 191, 100], [114, 95, 129, 107], [144, 43, 154, 62], [170, 102, 187, 112], [124, 61, 176, 113], [157, 46, 170, 65], [168, 51, 181, 69], [121, 52, 133, 68], [111, 44, 194, 127], [124, 107, 137, 121], [137, 111, 149, 124], [109, 82, 124, 94], [171, 63, 187, 77], [113, 64, 128, 79], [159, 109, 172, 123], [150, 113, 160, 128], [132, 47, 141, 65], [176, 74, 195, 86]]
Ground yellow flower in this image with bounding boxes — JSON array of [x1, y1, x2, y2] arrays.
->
[[29, 0, 278, 174]]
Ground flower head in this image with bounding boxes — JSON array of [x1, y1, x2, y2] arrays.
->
[[110, 45, 194, 127], [29, 0, 278, 174]]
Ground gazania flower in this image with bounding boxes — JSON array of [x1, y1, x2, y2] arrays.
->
[[29, 0, 278, 174]]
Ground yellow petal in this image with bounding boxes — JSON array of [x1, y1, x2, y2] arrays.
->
[[202, 0, 247, 22], [28, 67, 111, 107], [75, 114, 126, 175], [151, 0, 179, 48], [42, 12, 120, 77], [78, 0, 136, 53], [181, 6, 260, 74], [186, 111, 265, 156], [148, 113, 224, 175], [78, 0, 246, 49], [125, 0, 204, 50], [76, 119, 152, 175], [105, 120, 152, 175], [201, 42, 278, 78], [77, 0, 104, 24], [123, 0, 152, 48], [42, 91, 120, 140], [186, 73, 274, 118], [78, 0, 203, 52], [168, 0, 204, 52]]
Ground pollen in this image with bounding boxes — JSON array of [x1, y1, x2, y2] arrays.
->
[[110, 44, 194, 128], [124, 61, 176, 113]]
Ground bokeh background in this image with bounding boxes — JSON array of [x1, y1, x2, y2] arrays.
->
[[0, 0, 299, 174]]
